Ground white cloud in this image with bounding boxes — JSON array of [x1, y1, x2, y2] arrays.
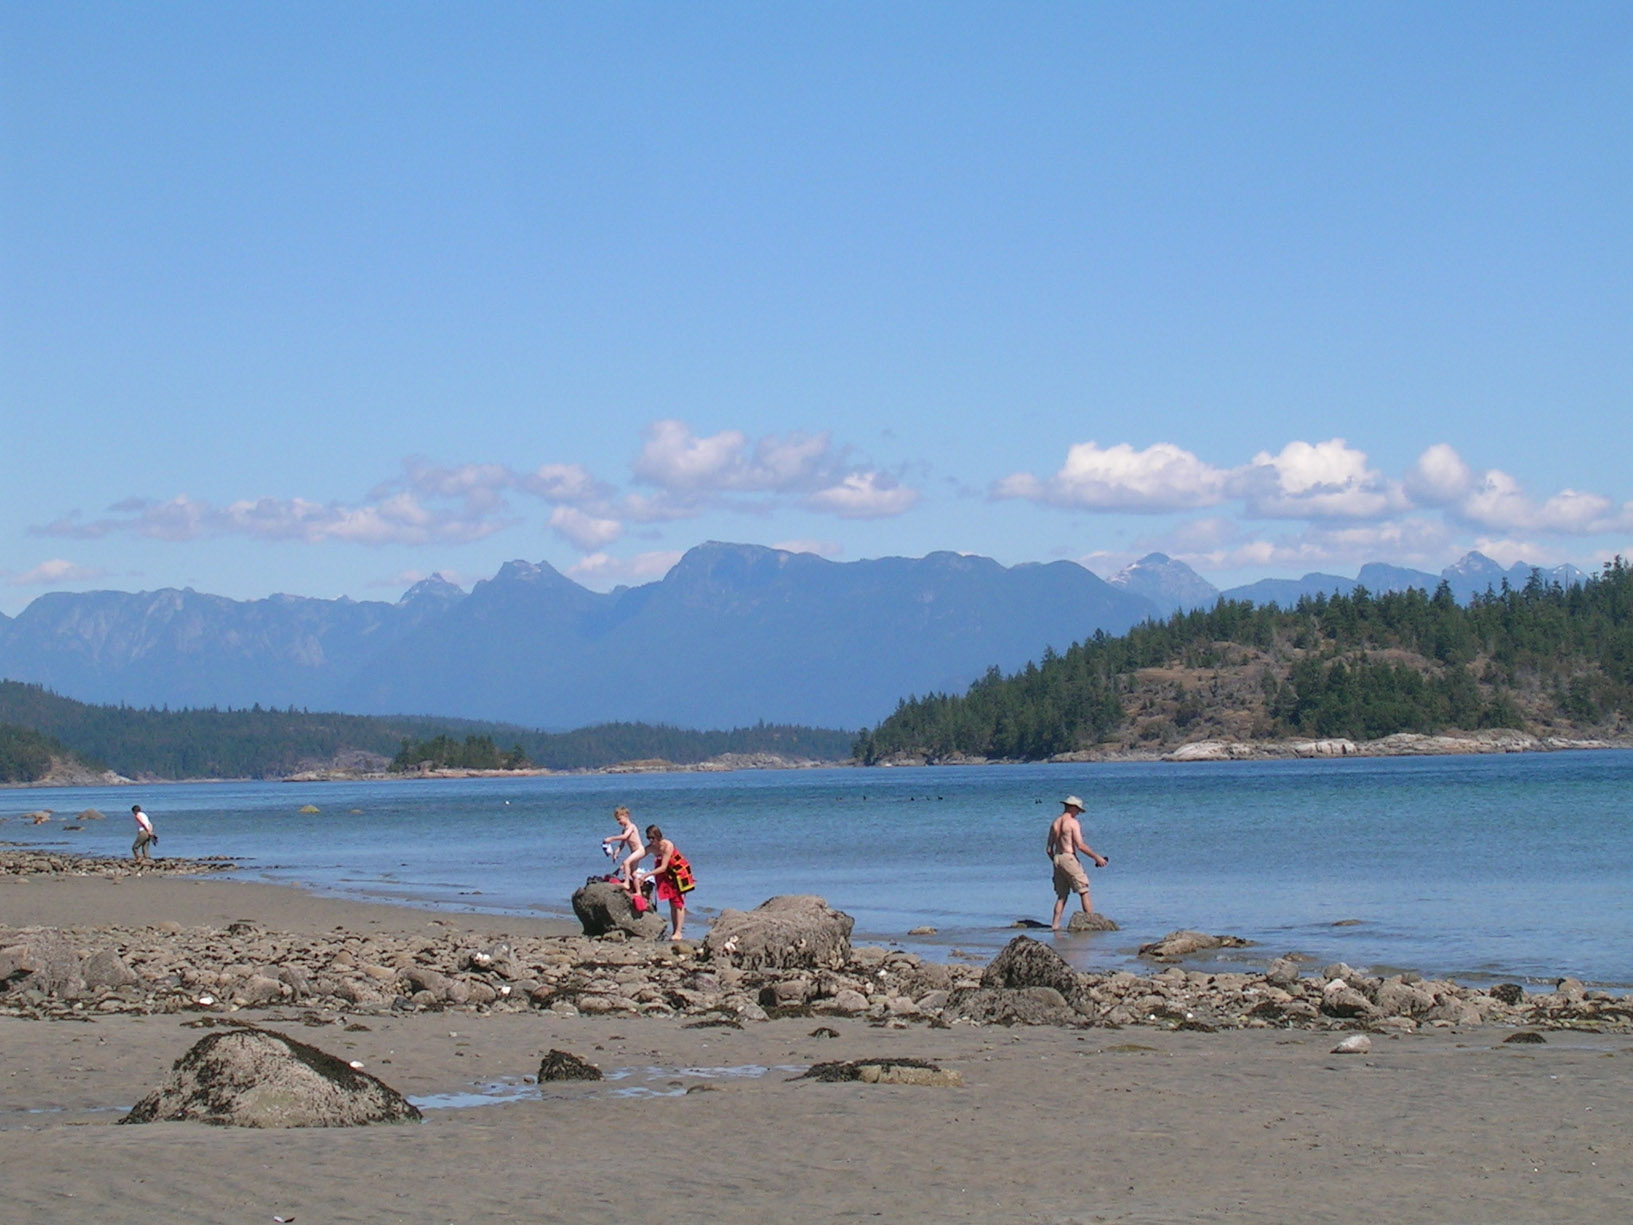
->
[[524, 462, 608, 504], [1181, 518, 1456, 576], [391, 460, 514, 512], [8, 558, 109, 587], [33, 489, 512, 547], [1234, 439, 1404, 519], [632, 419, 839, 494], [1466, 536, 1551, 569], [1403, 443, 1475, 504], [549, 506, 624, 551], [993, 441, 1230, 511], [633, 420, 753, 491], [566, 549, 684, 588], [629, 418, 919, 521], [805, 471, 920, 519], [1002, 436, 1629, 547], [1461, 470, 1621, 533], [1404, 444, 1631, 534], [229, 492, 508, 545]]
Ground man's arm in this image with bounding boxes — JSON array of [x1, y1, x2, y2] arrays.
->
[[1070, 818, 1107, 867]]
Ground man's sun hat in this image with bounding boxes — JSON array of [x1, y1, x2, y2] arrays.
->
[[1061, 795, 1085, 811]]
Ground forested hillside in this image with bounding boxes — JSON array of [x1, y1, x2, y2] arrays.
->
[[0, 681, 853, 781], [855, 559, 1633, 763], [0, 721, 76, 784]]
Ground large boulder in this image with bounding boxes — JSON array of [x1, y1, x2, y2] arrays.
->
[[571, 879, 668, 941], [981, 936, 1083, 997], [120, 1026, 421, 1128], [704, 895, 854, 970], [0, 929, 83, 997]]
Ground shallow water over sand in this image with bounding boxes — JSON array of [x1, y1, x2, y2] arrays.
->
[[8, 750, 1632, 989]]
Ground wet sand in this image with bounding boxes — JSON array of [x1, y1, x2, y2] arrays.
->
[[3, 870, 1631, 1224]]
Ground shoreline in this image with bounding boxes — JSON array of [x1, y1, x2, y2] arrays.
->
[[6, 851, 1629, 1029], [5, 856, 1632, 1223], [10, 728, 1631, 789]]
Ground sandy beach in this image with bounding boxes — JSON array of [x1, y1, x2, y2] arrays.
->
[[4, 863, 1630, 1224]]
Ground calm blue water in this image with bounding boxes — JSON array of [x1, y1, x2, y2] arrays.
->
[[5, 751, 1631, 990]]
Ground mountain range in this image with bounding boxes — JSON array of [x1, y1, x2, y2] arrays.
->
[[0, 543, 1588, 731], [1109, 551, 1587, 617]]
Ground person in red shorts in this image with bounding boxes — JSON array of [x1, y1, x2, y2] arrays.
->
[[640, 824, 695, 941]]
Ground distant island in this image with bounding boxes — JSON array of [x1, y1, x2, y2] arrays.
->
[[856, 558, 1632, 764], [0, 681, 852, 786]]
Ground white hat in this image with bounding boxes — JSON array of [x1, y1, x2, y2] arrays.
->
[[1061, 795, 1085, 811]]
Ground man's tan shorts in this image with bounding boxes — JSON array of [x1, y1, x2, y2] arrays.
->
[[1052, 852, 1090, 899]]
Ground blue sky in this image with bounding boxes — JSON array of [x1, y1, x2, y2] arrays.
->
[[3, 2, 1629, 616]]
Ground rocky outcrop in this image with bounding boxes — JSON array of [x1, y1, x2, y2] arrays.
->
[[1138, 930, 1253, 961], [799, 1058, 961, 1087], [1290, 739, 1359, 757], [0, 851, 230, 879], [703, 895, 855, 970], [121, 1026, 421, 1127], [571, 879, 667, 941], [1166, 741, 1258, 762]]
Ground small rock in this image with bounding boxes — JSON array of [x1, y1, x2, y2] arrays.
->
[[538, 1049, 602, 1081], [1065, 912, 1119, 933]]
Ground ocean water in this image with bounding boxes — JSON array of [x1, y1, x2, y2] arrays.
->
[[5, 750, 1631, 990]]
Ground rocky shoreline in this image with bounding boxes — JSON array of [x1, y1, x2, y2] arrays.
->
[[4, 851, 1627, 1036], [7, 728, 1629, 789], [881, 728, 1633, 766]]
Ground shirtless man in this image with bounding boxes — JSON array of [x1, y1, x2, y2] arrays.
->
[[1046, 795, 1106, 930]]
